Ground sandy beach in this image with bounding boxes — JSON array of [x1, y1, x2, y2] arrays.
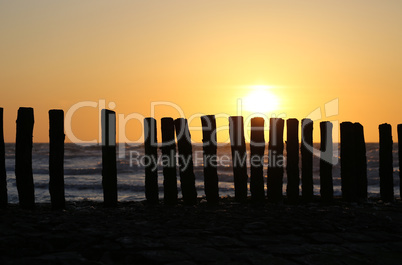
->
[[1, 197, 402, 265]]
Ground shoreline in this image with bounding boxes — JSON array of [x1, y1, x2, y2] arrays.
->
[[1, 194, 400, 208]]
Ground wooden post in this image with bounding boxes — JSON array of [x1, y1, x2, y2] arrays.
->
[[49, 110, 65, 210], [267, 118, 284, 203], [353, 123, 367, 202], [15, 107, 35, 209], [201, 115, 219, 204], [340, 122, 355, 202], [398, 124, 402, 199], [144, 117, 159, 204], [229, 116, 248, 203], [161, 118, 178, 205], [250, 117, 265, 203], [286, 118, 299, 204], [301, 118, 313, 202], [379, 123, 394, 203], [341, 122, 367, 203], [174, 118, 197, 205], [320, 121, 333, 203], [0, 108, 7, 208], [101, 109, 117, 207]]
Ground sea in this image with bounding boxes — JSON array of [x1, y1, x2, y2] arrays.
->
[[3, 143, 401, 203]]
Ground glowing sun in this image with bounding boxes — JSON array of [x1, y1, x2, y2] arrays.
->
[[243, 85, 279, 113]]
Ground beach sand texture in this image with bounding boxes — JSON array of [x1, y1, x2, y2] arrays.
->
[[1, 197, 402, 265]]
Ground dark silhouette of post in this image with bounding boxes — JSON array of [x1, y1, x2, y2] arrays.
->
[[250, 117, 265, 203], [15, 107, 35, 209], [0, 108, 7, 208], [144, 117, 159, 204], [229, 116, 248, 203], [267, 118, 284, 203], [286, 118, 299, 204], [398, 124, 402, 199], [161, 118, 178, 205], [301, 119, 313, 202], [320, 121, 333, 203], [353, 123, 367, 202], [101, 109, 117, 207], [340, 122, 355, 202], [174, 118, 197, 205], [379, 123, 394, 203], [201, 115, 219, 204], [49, 110, 65, 210]]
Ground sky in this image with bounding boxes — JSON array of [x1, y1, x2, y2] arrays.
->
[[1, 0, 401, 143]]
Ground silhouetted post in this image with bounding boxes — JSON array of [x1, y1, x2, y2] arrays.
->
[[379, 123, 394, 203], [49, 110, 65, 210], [174, 118, 197, 205], [341, 122, 367, 203], [229, 116, 248, 203], [0, 108, 7, 208], [301, 118, 313, 202], [161, 118, 178, 205], [398, 124, 402, 199], [250, 117, 265, 203], [101, 109, 117, 207], [286, 118, 299, 204], [144, 117, 159, 204], [340, 122, 355, 202], [353, 123, 367, 202], [320, 121, 333, 203], [15, 107, 35, 209], [201, 115, 219, 204], [267, 118, 284, 203]]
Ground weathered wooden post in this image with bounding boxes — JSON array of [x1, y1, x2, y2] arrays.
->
[[250, 117, 265, 203], [398, 124, 402, 199], [49, 110, 65, 210], [144, 117, 159, 204], [267, 118, 284, 203], [161, 118, 178, 205], [229, 116, 248, 203], [174, 118, 197, 205], [286, 118, 299, 204], [301, 118, 313, 202], [15, 107, 35, 209], [320, 121, 333, 203], [379, 123, 394, 203], [101, 109, 117, 207], [340, 122, 355, 202], [0, 108, 7, 208], [353, 123, 367, 202], [201, 115, 219, 204], [341, 122, 367, 203]]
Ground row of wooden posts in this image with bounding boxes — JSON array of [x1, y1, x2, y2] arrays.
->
[[0, 107, 401, 210]]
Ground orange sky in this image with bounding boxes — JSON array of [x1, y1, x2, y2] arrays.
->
[[1, 1, 401, 143]]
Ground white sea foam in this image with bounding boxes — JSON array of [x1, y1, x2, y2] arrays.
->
[[3, 143, 400, 203]]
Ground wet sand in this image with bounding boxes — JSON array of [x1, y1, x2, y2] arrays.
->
[[1, 197, 402, 265]]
